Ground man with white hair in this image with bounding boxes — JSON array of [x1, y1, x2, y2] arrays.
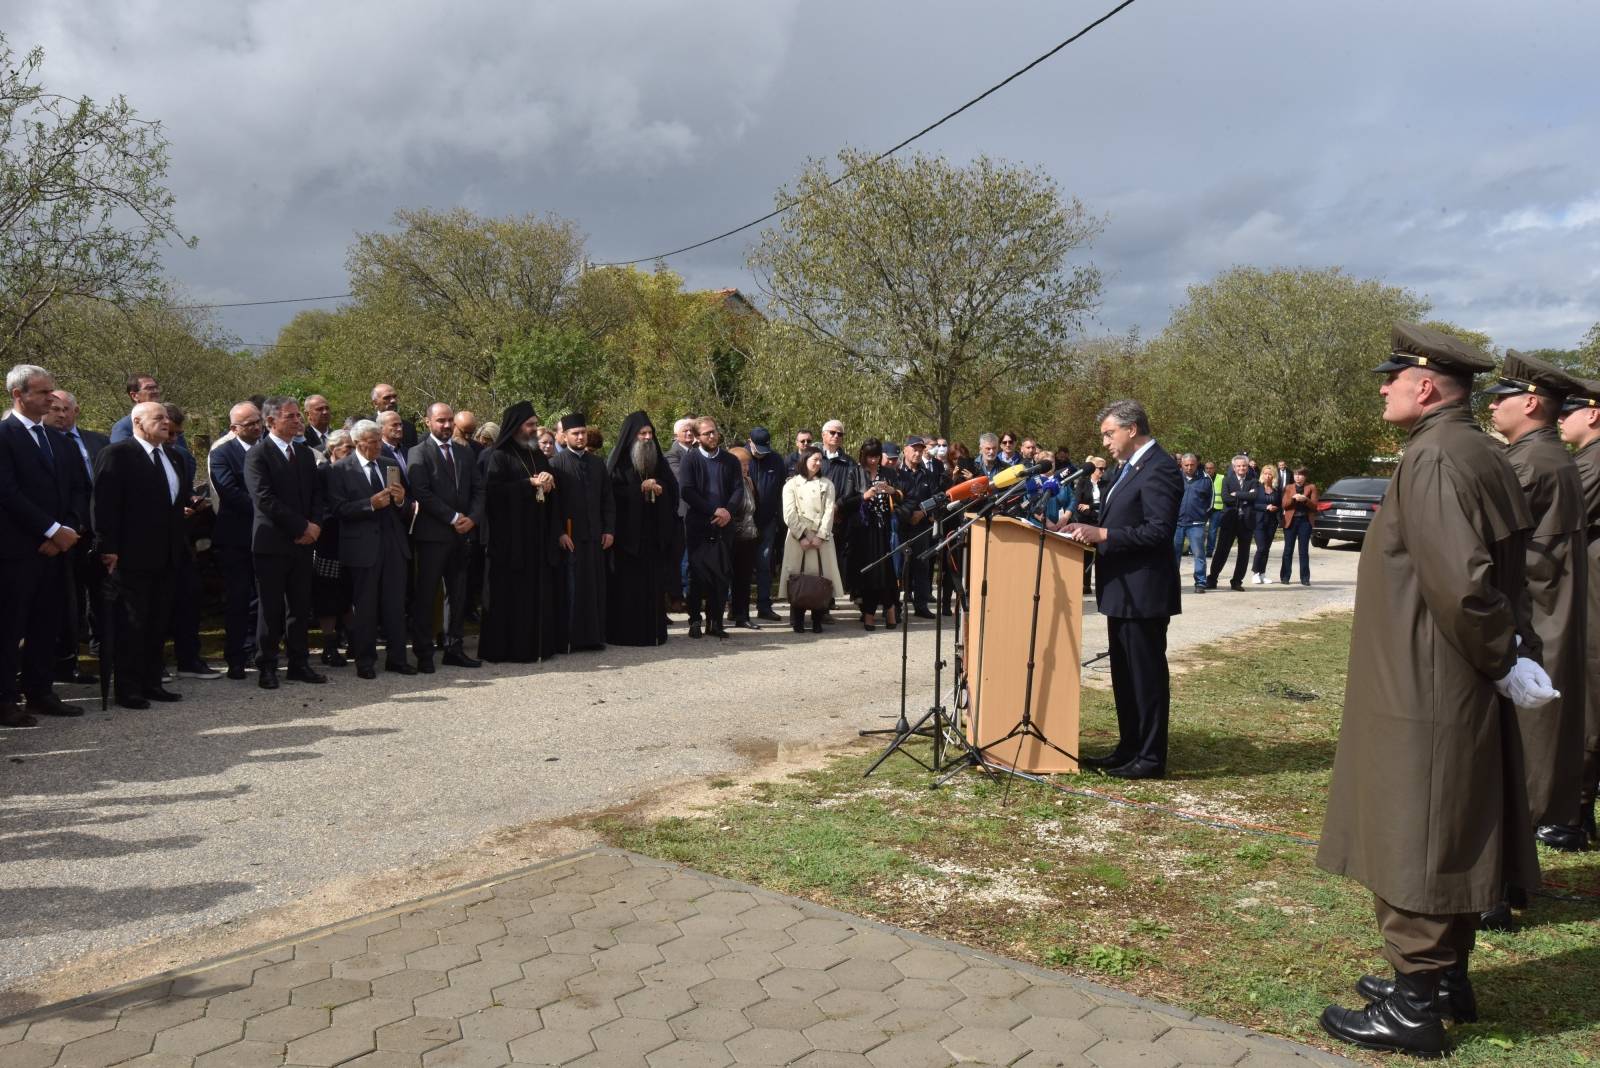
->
[[0, 364, 87, 727], [662, 415, 697, 611], [819, 419, 858, 555], [326, 420, 413, 678]]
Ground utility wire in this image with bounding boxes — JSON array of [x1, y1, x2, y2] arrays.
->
[[172, 0, 1140, 309]]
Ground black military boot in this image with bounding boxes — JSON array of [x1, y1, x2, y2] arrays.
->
[[1355, 965, 1477, 1023], [1536, 823, 1588, 852], [1321, 970, 1448, 1057]]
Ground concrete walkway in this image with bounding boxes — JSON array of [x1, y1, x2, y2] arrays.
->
[[0, 849, 1354, 1067]]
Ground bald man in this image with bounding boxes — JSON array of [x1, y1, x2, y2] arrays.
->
[[371, 383, 418, 450], [301, 394, 333, 450]]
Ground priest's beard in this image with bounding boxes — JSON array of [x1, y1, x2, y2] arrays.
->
[[632, 439, 657, 478]]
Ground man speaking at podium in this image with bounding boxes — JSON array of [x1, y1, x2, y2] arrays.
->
[[1059, 399, 1182, 779]]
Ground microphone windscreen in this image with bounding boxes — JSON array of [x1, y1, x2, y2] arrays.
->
[[946, 475, 990, 503], [991, 464, 1029, 489]]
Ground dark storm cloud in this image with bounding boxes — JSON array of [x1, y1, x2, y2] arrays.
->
[[10, 0, 1599, 350]]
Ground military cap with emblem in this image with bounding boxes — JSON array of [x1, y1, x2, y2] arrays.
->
[[1374, 321, 1496, 379], [1558, 374, 1600, 413], [1481, 349, 1576, 401]]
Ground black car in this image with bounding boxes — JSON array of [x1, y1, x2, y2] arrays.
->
[[1313, 476, 1390, 547]]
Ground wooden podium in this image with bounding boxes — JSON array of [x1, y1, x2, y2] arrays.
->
[[964, 515, 1087, 773]]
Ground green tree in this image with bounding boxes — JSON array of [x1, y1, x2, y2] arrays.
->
[[1141, 266, 1430, 476], [1575, 323, 1600, 375], [492, 324, 608, 424], [1, 34, 193, 362], [749, 149, 1103, 439]]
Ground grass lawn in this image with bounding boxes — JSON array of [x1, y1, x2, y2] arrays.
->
[[593, 612, 1600, 1065]]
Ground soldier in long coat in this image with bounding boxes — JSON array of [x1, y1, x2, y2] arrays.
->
[[1316, 323, 1552, 1057], [1557, 377, 1600, 846], [1484, 351, 1589, 867]]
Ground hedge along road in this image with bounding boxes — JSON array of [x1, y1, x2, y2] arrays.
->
[[0, 541, 1361, 1014]]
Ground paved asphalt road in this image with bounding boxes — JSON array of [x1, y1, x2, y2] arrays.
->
[[0, 542, 1360, 1003]]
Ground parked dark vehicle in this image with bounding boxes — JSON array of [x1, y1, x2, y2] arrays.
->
[[1313, 477, 1390, 547]]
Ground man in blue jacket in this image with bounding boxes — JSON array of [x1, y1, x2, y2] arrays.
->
[[1173, 452, 1211, 593]]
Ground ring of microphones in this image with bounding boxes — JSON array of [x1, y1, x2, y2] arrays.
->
[[918, 460, 1055, 514]]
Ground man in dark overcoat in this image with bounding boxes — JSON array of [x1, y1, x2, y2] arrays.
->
[[1557, 376, 1600, 846], [1315, 323, 1553, 1055]]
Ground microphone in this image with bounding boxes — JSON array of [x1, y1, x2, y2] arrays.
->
[[991, 460, 1052, 490], [919, 474, 989, 513]]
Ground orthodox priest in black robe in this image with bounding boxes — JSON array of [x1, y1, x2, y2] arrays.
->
[[551, 412, 615, 651], [478, 402, 562, 663], [606, 412, 679, 646]]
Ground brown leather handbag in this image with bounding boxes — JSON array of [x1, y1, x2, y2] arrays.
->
[[787, 547, 834, 612]]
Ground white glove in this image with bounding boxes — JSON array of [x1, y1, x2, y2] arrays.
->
[[1495, 657, 1560, 709]]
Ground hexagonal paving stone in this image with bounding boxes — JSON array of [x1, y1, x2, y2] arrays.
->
[[345, 1053, 429, 1068], [616, 985, 697, 1022], [891, 949, 968, 983], [477, 936, 554, 964], [524, 953, 599, 984], [688, 977, 768, 1011], [421, 1037, 513, 1066], [759, 968, 838, 1002], [439, 920, 511, 948], [243, 1003, 331, 1043], [403, 906, 469, 931], [612, 921, 682, 947], [832, 931, 911, 962], [940, 1025, 1029, 1065], [1150, 1027, 1250, 1065], [589, 1016, 676, 1057], [544, 929, 615, 957], [371, 969, 450, 1001], [338, 953, 413, 981], [506, 912, 576, 939], [646, 1039, 735, 1068], [638, 961, 714, 989], [676, 913, 745, 941], [742, 998, 825, 1032], [449, 959, 527, 991], [289, 1024, 380, 1066], [774, 944, 850, 971], [371, 928, 444, 956], [568, 903, 637, 931], [950, 966, 1032, 1000], [787, 918, 855, 946], [413, 985, 500, 1019], [1012, 1053, 1099, 1068], [468, 897, 533, 922], [115, 997, 209, 1034], [538, 995, 621, 1035], [871, 1009, 958, 1041], [333, 997, 418, 1032], [506, 1027, 595, 1065], [55, 1027, 154, 1067], [206, 982, 292, 1019], [460, 1006, 544, 1044], [737, 905, 805, 931], [1081, 1005, 1173, 1043], [292, 977, 373, 1009], [1011, 1015, 1102, 1055], [253, 960, 333, 989], [792, 1054, 875, 1068], [631, 900, 698, 926], [377, 1015, 462, 1053], [491, 977, 570, 1010], [409, 944, 483, 973], [814, 989, 895, 1022], [670, 1006, 754, 1044], [566, 969, 644, 1001], [191, 1039, 285, 1068], [296, 932, 369, 962], [152, 1016, 244, 1057], [650, 875, 718, 901], [1233, 1050, 1316, 1068], [884, 978, 963, 1012], [1014, 985, 1099, 1020], [658, 936, 732, 965], [945, 995, 1030, 1032], [589, 942, 665, 975], [803, 1019, 891, 1055], [864, 1033, 956, 1068], [726, 1026, 814, 1065], [1085, 1038, 1180, 1068], [824, 959, 901, 992], [0, 1040, 61, 1068], [25, 1011, 116, 1046]]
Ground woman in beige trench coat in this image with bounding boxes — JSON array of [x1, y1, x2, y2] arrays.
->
[[779, 448, 845, 632]]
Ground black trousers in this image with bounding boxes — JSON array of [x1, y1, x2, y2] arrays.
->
[[56, 543, 103, 671], [111, 566, 175, 698], [348, 549, 410, 670], [413, 537, 467, 655], [903, 525, 934, 611], [169, 550, 202, 667], [1206, 511, 1251, 586], [254, 547, 314, 669], [687, 538, 730, 627], [1, 553, 65, 703], [217, 545, 258, 669], [729, 537, 759, 623], [1106, 615, 1171, 770]]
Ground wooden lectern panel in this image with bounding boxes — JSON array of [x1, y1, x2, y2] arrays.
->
[[964, 515, 1086, 773]]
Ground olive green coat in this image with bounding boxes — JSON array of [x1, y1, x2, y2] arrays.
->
[[1504, 425, 1588, 826], [1317, 406, 1540, 913], [1571, 440, 1600, 768]]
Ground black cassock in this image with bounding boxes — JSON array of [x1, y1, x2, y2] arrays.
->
[[606, 413, 680, 646], [550, 446, 615, 650], [478, 441, 561, 663]]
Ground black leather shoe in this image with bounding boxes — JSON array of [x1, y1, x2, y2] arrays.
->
[[416, 658, 435, 674], [1229, 581, 1244, 591], [913, 609, 936, 619], [1079, 751, 1130, 770], [1536, 823, 1588, 852], [442, 648, 482, 668], [144, 687, 182, 703], [1357, 966, 1477, 1023], [1320, 971, 1448, 1057], [54, 667, 99, 685], [708, 626, 730, 640], [115, 694, 150, 711], [735, 620, 761, 631], [1479, 901, 1515, 931], [689, 622, 703, 639], [758, 609, 783, 622], [24, 693, 77, 717], [1104, 760, 1164, 780], [386, 661, 418, 676], [258, 668, 280, 690], [811, 617, 823, 633], [357, 666, 377, 680], [321, 648, 349, 667], [286, 665, 328, 684], [227, 664, 248, 680]]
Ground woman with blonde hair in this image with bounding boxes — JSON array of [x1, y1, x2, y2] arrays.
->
[[1249, 463, 1282, 584], [779, 446, 845, 633]]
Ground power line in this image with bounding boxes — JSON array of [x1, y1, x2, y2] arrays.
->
[[175, 0, 1140, 308], [593, 0, 1140, 266]]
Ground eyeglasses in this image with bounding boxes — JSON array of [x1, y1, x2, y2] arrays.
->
[[824, 429, 843, 436], [1001, 439, 1015, 445]]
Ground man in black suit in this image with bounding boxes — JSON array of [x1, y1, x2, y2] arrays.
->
[[92, 402, 190, 709], [1061, 399, 1182, 779], [1204, 454, 1258, 591], [0, 364, 88, 727], [378, 410, 412, 482], [48, 390, 106, 684], [329, 421, 415, 678], [371, 383, 418, 450], [678, 417, 745, 639], [409, 402, 486, 671], [301, 394, 333, 451], [211, 402, 263, 679], [244, 396, 328, 689]]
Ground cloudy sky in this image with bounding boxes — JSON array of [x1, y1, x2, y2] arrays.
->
[[11, 0, 1600, 349]]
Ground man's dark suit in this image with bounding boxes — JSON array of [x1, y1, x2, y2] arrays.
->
[[301, 424, 327, 451], [380, 442, 411, 484], [328, 453, 412, 671], [92, 438, 190, 701], [244, 436, 326, 672], [1092, 441, 1182, 774], [679, 447, 746, 630], [0, 414, 86, 707], [1205, 469, 1259, 589], [209, 437, 259, 671], [57, 425, 108, 674], [408, 434, 485, 660]]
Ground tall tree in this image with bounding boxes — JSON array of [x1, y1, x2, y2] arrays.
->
[[750, 149, 1102, 438], [0, 35, 192, 363]]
